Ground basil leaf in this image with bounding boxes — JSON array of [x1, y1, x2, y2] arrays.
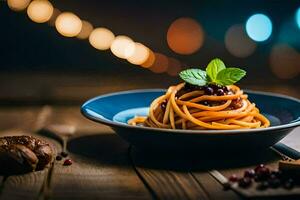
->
[[215, 68, 246, 86], [179, 69, 207, 86], [206, 58, 226, 82]]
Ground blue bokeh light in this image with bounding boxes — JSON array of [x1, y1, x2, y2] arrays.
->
[[296, 7, 300, 29], [246, 14, 272, 42]]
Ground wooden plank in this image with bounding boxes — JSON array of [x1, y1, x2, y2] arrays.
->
[[50, 156, 151, 200], [0, 170, 48, 200], [40, 106, 152, 200], [132, 169, 209, 200], [0, 106, 62, 200], [191, 172, 240, 200], [0, 73, 298, 105], [39, 105, 102, 136], [130, 148, 210, 200], [0, 106, 41, 132]]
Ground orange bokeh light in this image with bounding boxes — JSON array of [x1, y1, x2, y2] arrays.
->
[[89, 28, 115, 50], [167, 57, 182, 76], [225, 24, 256, 58], [48, 8, 61, 26], [55, 12, 82, 37], [149, 53, 169, 73], [127, 43, 150, 65], [27, 0, 54, 23], [110, 35, 135, 59], [7, 0, 30, 11], [167, 17, 204, 55], [141, 49, 155, 68], [77, 20, 93, 40], [270, 44, 300, 79]]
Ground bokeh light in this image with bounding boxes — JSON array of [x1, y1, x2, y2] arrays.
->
[[110, 35, 135, 59], [127, 43, 150, 65], [167, 17, 204, 55], [149, 53, 168, 73], [48, 8, 61, 26], [278, 21, 300, 46], [141, 49, 155, 68], [246, 14, 272, 42], [7, 0, 30, 11], [296, 7, 300, 29], [27, 0, 54, 23], [270, 44, 300, 79], [225, 24, 256, 58], [55, 12, 82, 37], [77, 20, 93, 40], [89, 28, 115, 50], [167, 57, 182, 76]]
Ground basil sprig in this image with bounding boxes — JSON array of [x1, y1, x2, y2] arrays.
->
[[179, 58, 246, 86]]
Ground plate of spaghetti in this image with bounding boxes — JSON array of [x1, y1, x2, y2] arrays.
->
[[81, 59, 300, 153]]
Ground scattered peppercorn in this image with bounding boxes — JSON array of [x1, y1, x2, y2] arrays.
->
[[268, 178, 281, 188], [56, 155, 62, 161], [238, 177, 252, 188], [255, 166, 270, 181], [283, 179, 294, 190], [256, 181, 269, 190], [63, 159, 73, 166], [229, 174, 239, 182], [254, 175, 260, 182], [270, 170, 282, 179], [254, 164, 265, 172], [244, 169, 255, 178], [228, 164, 299, 191]]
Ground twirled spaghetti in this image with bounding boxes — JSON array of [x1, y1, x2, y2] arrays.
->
[[128, 83, 270, 130]]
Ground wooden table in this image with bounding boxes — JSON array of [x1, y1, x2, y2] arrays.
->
[[0, 104, 299, 200]]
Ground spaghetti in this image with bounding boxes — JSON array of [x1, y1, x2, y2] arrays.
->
[[128, 83, 270, 130]]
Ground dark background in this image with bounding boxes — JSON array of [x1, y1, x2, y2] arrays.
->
[[0, 0, 299, 103]]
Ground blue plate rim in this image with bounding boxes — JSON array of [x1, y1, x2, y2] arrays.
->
[[81, 89, 300, 135]]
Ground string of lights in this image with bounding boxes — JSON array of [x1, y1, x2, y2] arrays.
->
[[5, 0, 183, 76], [4, 0, 300, 79]]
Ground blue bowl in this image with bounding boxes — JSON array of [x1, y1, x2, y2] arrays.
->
[[81, 89, 300, 153]]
